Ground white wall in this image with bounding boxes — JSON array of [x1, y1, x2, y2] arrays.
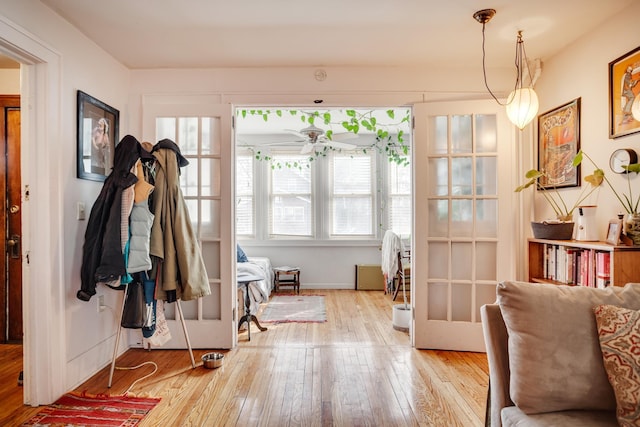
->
[[0, 1, 131, 395], [0, 68, 19, 93], [533, 1, 640, 234]]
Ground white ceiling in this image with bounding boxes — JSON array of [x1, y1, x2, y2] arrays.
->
[[38, 0, 633, 70]]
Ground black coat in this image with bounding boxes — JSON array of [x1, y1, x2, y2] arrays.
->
[[77, 135, 153, 301]]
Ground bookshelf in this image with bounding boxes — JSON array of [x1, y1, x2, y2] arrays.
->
[[528, 238, 640, 288]]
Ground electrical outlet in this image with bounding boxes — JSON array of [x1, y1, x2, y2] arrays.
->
[[97, 294, 105, 313]]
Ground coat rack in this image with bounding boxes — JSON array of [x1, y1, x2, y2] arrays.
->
[[108, 282, 196, 388]]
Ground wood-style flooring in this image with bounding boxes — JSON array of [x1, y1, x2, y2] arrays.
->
[[0, 290, 489, 426]]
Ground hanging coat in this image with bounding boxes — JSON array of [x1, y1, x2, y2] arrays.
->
[[149, 141, 210, 302], [78, 135, 153, 301]]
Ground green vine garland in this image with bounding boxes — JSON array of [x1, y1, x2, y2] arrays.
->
[[237, 108, 411, 169]]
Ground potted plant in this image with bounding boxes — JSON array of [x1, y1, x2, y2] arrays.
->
[[515, 152, 604, 239], [579, 151, 640, 244]]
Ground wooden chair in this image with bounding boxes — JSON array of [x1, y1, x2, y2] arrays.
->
[[392, 251, 411, 301]]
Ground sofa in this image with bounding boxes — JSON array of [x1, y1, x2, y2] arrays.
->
[[481, 280, 640, 427]]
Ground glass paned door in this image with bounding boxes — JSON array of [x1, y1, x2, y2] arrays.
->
[[413, 101, 515, 351], [142, 101, 233, 349]]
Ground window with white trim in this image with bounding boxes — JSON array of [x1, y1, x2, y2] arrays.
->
[[269, 154, 313, 237]]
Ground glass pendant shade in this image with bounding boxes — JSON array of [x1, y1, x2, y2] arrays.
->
[[506, 87, 539, 130]]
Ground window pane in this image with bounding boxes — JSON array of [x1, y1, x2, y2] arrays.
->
[[451, 115, 472, 153], [236, 155, 254, 237], [390, 195, 411, 238], [180, 159, 199, 197], [178, 117, 198, 155], [451, 199, 473, 237], [476, 157, 497, 196], [333, 156, 371, 194], [452, 283, 472, 321], [201, 117, 221, 156], [428, 157, 448, 196], [476, 199, 497, 238], [451, 157, 473, 196], [451, 243, 472, 280], [476, 242, 497, 280], [389, 162, 411, 194], [428, 241, 449, 279], [428, 282, 448, 320], [270, 154, 312, 237], [271, 195, 312, 236], [476, 114, 497, 153], [429, 116, 448, 154], [333, 196, 373, 235], [200, 158, 220, 197], [428, 199, 448, 237]]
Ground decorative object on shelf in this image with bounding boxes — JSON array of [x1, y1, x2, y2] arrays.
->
[[530, 220, 575, 240], [538, 98, 581, 189], [515, 151, 603, 222], [608, 45, 640, 138], [606, 218, 624, 245], [575, 205, 598, 241], [472, 8, 539, 130], [609, 148, 638, 173], [76, 90, 119, 182], [625, 213, 640, 245]]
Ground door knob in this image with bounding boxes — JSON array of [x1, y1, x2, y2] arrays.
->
[[10, 205, 19, 214]]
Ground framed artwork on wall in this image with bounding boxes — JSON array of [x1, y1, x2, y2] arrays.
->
[[76, 90, 119, 181], [537, 98, 581, 189], [609, 46, 640, 139]]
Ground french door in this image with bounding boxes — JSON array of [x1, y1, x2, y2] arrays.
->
[[413, 100, 516, 351], [142, 99, 234, 349]]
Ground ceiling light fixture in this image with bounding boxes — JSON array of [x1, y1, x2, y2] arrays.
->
[[473, 9, 539, 130]]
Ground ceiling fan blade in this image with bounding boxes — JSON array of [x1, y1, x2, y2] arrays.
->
[[300, 143, 315, 155], [237, 131, 306, 145], [331, 132, 358, 141]]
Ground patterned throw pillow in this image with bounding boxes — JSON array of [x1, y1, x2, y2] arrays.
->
[[593, 304, 640, 427]]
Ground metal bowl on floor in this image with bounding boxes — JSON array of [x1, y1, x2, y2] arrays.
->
[[202, 352, 224, 369]]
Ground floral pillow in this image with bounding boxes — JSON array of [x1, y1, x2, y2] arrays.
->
[[593, 304, 640, 426]]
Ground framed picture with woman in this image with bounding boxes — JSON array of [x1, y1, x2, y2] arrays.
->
[[77, 90, 119, 181]]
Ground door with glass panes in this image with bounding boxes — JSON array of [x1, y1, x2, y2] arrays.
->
[[142, 101, 234, 349], [413, 100, 515, 351]]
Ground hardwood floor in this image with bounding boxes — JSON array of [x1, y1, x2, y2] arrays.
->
[[1, 290, 489, 426]]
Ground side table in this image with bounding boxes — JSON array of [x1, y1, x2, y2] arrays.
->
[[274, 267, 301, 294], [237, 273, 267, 340]]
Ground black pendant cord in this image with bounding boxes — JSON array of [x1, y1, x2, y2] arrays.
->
[[480, 21, 507, 107]]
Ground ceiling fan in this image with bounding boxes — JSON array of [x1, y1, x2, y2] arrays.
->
[[237, 123, 358, 154], [284, 123, 357, 154]]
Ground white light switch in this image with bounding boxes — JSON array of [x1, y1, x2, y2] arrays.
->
[[77, 202, 86, 220]]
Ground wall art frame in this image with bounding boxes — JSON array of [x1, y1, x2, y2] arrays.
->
[[537, 97, 581, 189], [609, 46, 640, 139], [77, 90, 119, 181]]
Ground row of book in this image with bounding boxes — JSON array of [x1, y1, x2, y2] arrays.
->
[[542, 244, 611, 288]]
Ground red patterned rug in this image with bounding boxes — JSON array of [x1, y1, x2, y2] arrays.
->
[[21, 392, 160, 426]]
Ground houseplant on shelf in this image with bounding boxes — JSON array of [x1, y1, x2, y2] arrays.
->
[[515, 152, 604, 239], [579, 151, 640, 244]]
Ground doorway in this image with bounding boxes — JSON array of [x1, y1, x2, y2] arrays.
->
[[233, 106, 413, 336], [0, 95, 21, 343]]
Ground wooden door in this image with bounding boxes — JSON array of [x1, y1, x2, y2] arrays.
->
[[0, 95, 21, 343]]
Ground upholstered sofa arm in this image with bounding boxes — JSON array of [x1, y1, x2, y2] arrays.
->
[[481, 304, 512, 427]]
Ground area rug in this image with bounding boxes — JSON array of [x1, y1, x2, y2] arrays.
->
[[21, 392, 161, 426], [260, 295, 327, 323]]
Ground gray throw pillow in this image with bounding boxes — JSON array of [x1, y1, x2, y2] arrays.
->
[[497, 280, 640, 414]]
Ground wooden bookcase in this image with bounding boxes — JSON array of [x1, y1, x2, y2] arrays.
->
[[528, 238, 640, 287]]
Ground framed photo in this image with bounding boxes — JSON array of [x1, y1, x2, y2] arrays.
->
[[537, 98, 581, 189], [77, 90, 119, 181], [606, 219, 623, 245], [609, 46, 640, 139]]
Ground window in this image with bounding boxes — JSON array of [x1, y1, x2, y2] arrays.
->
[[236, 150, 254, 237], [331, 153, 374, 236], [269, 154, 313, 237], [388, 160, 411, 238]]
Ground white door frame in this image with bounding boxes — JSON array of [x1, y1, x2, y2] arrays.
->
[[0, 15, 66, 405]]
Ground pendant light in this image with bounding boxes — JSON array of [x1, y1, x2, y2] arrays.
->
[[474, 9, 539, 130]]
